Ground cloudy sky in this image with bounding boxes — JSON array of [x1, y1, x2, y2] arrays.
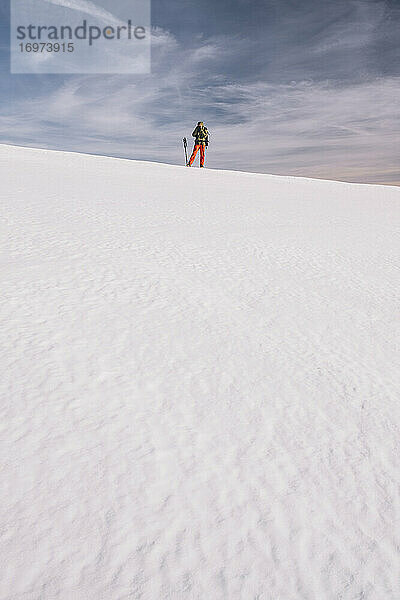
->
[[1, 0, 399, 183]]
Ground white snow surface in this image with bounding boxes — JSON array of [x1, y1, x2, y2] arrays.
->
[[1, 143, 399, 600]]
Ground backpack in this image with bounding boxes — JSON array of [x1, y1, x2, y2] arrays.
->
[[193, 125, 209, 143]]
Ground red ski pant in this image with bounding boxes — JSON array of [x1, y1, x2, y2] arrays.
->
[[189, 144, 206, 167]]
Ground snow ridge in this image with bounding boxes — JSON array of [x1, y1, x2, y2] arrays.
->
[[1, 144, 399, 599]]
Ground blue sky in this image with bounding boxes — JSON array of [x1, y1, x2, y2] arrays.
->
[[1, 0, 399, 183]]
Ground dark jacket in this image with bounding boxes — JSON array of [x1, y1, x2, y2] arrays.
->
[[192, 125, 209, 146]]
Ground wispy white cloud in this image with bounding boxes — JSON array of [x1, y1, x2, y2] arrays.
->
[[311, 0, 384, 54], [209, 78, 400, 183], [40, 0, 123, 26]]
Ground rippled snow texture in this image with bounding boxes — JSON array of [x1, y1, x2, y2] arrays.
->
[[1, 144, 399, 599]]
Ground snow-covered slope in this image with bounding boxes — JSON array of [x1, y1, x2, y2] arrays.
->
[[1, 144, 399, 599]]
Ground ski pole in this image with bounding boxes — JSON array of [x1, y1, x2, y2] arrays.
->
[[183, 137, 188, 166]]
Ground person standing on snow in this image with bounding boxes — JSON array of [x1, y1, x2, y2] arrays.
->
[[187, 122, 209, 167]]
